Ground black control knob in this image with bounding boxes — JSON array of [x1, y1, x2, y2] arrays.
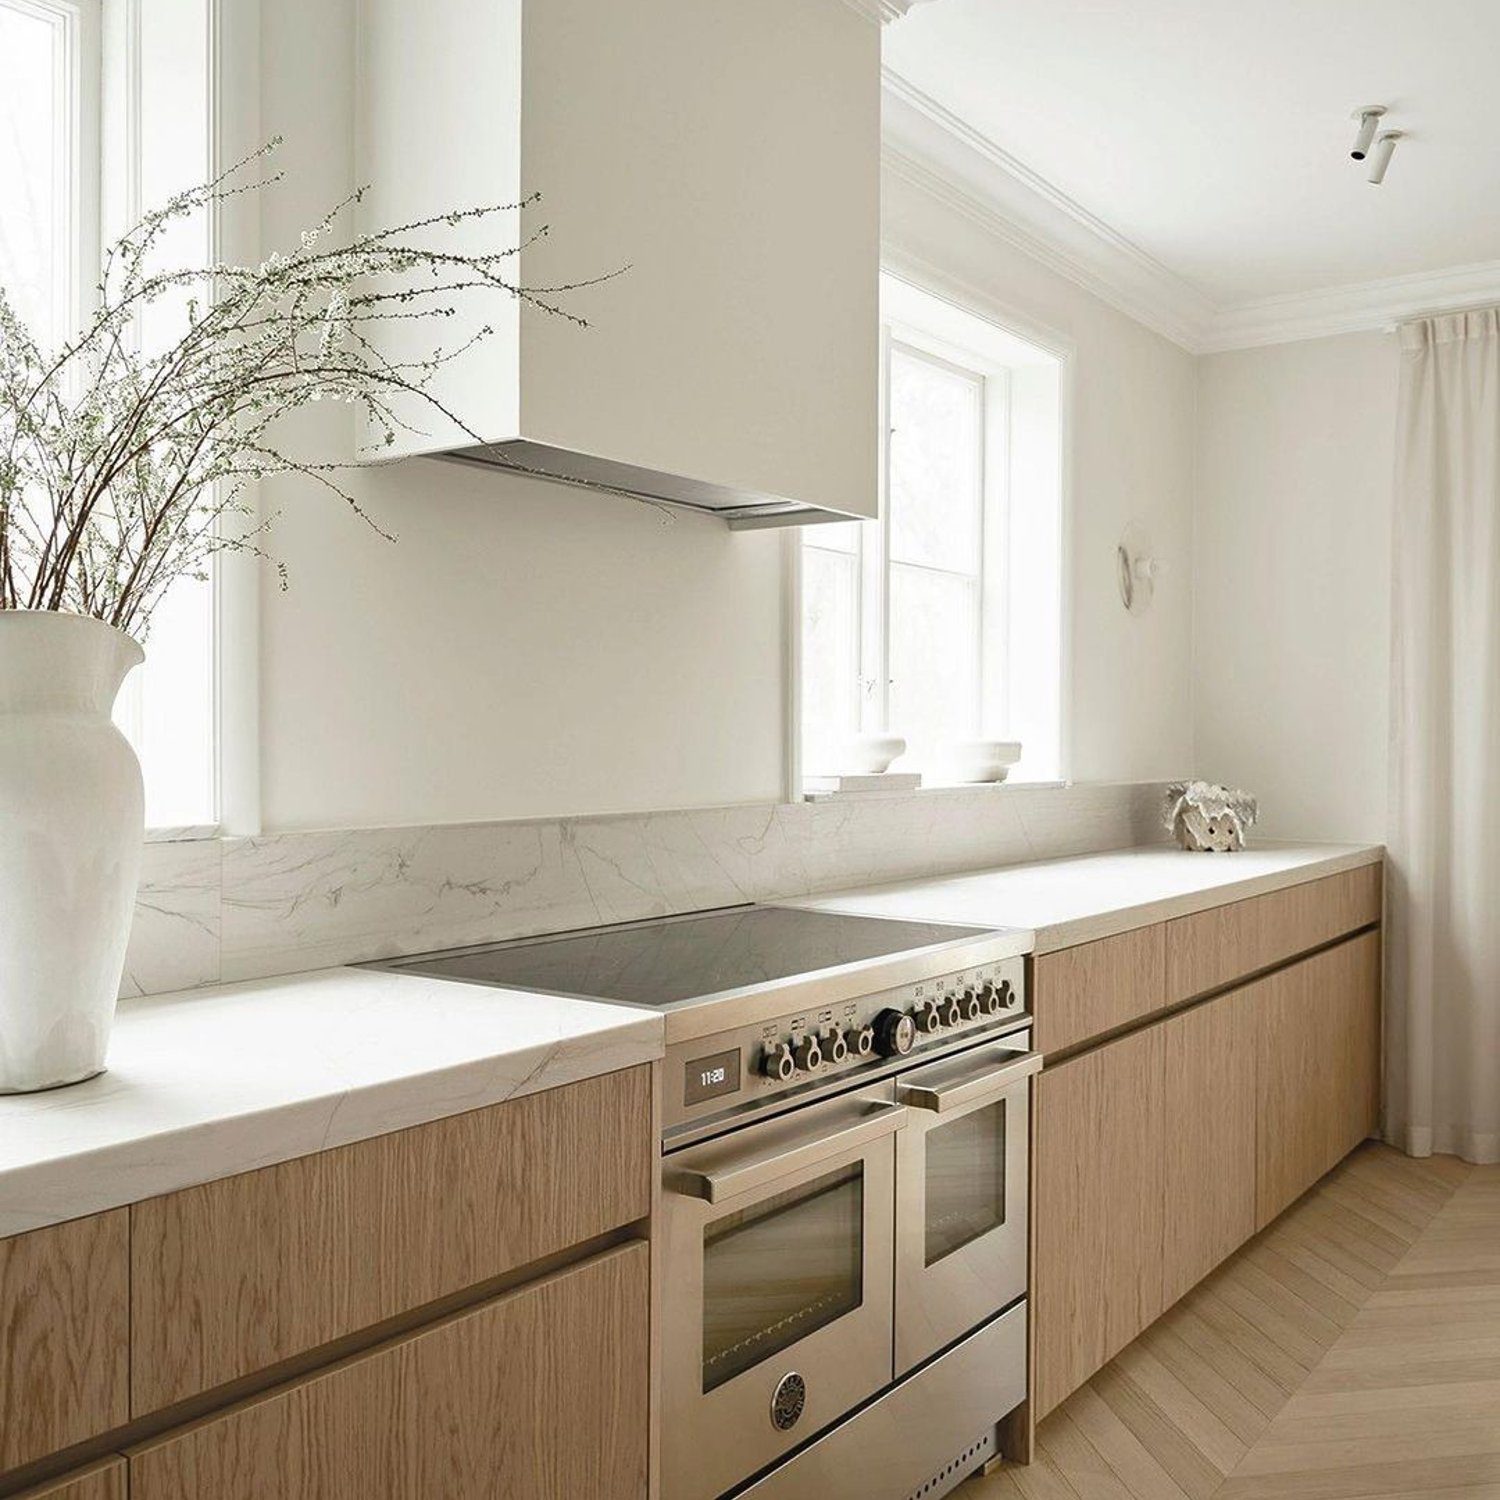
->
[[850, 1025, 876, 1059], [914, 998, 944, 1034], [980, 981, 1003, 1016], [822, 1027, 849, 1066], [793, 1034, 823, 1072], [999, 979, 1016, 1009], [760, 1041, 796, 1082], [961, 988, 983, 1022], [874, 1007, 917, 1057], [942, 995, 964, 1028]]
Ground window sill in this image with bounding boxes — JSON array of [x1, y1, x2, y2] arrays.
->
[[802, 778, 1067, 802]]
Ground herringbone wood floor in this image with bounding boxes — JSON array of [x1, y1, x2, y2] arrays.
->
[[963, 1144, 1498, 1500]]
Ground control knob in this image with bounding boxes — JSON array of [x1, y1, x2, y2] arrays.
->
[[760, 1041, 796, 1082], [914, 998, 944, 1034], [874, 1007, 917, 1057], [822, 1027, 849, 1066], [942, 994, 964, 1028], [849, 1025, 876, 1059], [793, 1034, 823, 1073], [979, 981, 1003, 1015], [961, 988, 983, 1022]]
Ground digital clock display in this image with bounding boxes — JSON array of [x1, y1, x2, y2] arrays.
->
[[683, 1047, 741, 1106]]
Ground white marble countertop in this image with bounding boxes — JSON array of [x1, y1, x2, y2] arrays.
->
[[0, 968, 662, 1237], [0, 839, 1382, 1239], [789, 841, 1384, 954]]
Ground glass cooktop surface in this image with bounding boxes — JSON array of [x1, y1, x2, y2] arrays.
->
[[385, 905, 995, 1010]]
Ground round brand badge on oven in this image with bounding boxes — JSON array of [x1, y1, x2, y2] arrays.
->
[[770, 1372, 806, 1431]]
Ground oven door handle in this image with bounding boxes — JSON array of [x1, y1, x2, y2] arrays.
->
[[896, 1046, 1042, 1113], [664, 1102, 908, 1204]]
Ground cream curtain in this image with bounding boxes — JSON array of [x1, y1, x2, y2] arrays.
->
[[1387, 308, 1500, 1164]]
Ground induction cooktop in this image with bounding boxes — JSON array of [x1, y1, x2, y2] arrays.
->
[[371, 903, 999, 1011]]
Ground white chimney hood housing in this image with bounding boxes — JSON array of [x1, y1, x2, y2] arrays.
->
[[356, 0, 883, 526]]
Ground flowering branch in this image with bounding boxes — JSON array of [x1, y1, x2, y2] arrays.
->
[[0, 139, 612, 637]]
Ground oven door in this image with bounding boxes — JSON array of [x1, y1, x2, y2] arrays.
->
[[660, 1087, 903, 1500], [894, 1033, 1040, 1375]]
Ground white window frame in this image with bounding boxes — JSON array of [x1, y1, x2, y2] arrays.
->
[[2, 0, 101, 353], [790, 270, 1072, 797], [105, 0, 262, 835]]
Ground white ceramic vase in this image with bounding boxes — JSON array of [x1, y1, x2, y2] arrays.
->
[[0, 611, 144, 1093]]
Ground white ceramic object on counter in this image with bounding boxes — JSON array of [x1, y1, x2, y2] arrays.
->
[[0, 611, 144, 1093], [841, 733, 907, 775], [932, 740, 1022, 785]]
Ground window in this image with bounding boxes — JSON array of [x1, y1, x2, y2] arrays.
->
[[1, 0, 217, 830], [800, 274, 1064, 786]]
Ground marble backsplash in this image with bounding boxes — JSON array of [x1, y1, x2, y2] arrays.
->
[[122, 779, 1172, 998]]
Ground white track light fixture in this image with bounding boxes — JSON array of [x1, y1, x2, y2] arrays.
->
[[1367, 130, 1403, 184], [1349, 105, 1386, 160]]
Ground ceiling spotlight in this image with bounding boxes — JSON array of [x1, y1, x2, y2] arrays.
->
[[1350, 105, 1387, 160], [1367, 130, 1403, 184]]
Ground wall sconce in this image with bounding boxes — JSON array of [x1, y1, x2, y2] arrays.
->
[[1117, 525, 1162, 616]]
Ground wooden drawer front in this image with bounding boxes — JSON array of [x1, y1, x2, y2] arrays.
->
[[12, 1460, 126, 1500], [1256, 931, 1382, 1227], [1162, 988, 1257, 1308], [1033, 1025, 1166, 1418], [128, 1242, 649, 1500], [1031, 923, 1165, 1054], [1166, 863, 1382, 1005], [0, 1211, 129, 1473], [131, 1064, 652, 1414]]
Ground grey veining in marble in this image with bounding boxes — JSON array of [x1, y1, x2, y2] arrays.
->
[[120, 838, 221, 998], [121, 780, 1169, 996]]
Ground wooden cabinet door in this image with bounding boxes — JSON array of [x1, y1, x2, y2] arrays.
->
[[131, 1063, 652, 1414], [1161, 989, 1256, 1308], [1031, 924, 1165, 1055], [1033, 1026, 1166, 1418], [128, 1241, 649, 1500], [12, 1459, 126, 1500], [1166, 863, 1382, 1004], [1255, 931, 1382, 1227], [0, 1210, 128, 1473]]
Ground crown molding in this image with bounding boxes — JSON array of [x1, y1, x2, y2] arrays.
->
[[1201, 259, 1500, 351], [842, 0, 943, 24], [881, 70, 1216, 351], [884, 67, 1500, 354]]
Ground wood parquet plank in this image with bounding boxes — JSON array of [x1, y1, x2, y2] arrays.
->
[[961, 1145, 1482, 1500]]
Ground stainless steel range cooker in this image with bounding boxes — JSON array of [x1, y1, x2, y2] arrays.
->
[[380, 903, 1037, 1500]]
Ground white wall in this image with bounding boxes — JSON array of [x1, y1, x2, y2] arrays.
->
[[250, 0, 1197, 832], [883, 174, 1199, 786], [1194, 330, 1399, 842]]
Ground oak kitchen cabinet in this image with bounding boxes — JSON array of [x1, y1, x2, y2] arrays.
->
[[1032, 1026, 1166, 1417], [0, 1210, 128, 1473], [0, 1064, 653, 1500], [1256, 930, 1382, 1227], [1030, 863, 1382, 1423], [126, 1243, 649, 1500], [7, 1461, 126, 1500]]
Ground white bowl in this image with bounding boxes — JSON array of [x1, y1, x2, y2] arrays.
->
[[936, 740, 1022, 784], [841, 733, 907, 775]]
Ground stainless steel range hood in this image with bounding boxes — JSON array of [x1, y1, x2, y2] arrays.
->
[[357, 0, 881, 530], [439, 441, 852, 530]]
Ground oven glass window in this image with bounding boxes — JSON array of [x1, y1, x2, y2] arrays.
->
[[924, 1099, 1006, 1266], [701, 1164, 864, 1393]]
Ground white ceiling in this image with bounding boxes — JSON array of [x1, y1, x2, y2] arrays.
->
[[884, 0, 1500, 309]]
